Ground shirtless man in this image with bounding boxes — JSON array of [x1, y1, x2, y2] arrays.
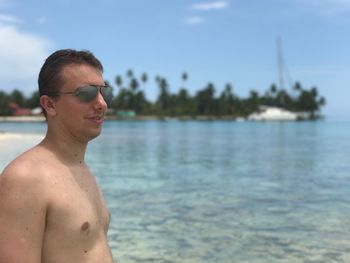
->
[[0, 49, 115, 262]]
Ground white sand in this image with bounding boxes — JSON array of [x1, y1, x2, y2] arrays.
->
[[0, 132, 45, 170], [0, 116, 45, 122], [0, 132, 44, 141]]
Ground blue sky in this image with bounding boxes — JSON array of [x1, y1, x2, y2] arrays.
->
[[0, 0, 349, 119]]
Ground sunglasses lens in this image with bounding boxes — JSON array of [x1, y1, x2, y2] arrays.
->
[[75, 85, 113, 105], [77, 86, 98, 102], [101, 86, 113, 105]]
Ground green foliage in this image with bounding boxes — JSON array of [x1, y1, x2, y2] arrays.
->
[[25, 91, 40, 109], [0, 91, 12, 115], [0, 89, 40, 116], [0, 71, 326, 118], [108, 71, 326, 118], [10, 89, 25, 106]]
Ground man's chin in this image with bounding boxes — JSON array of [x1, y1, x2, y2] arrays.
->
[[85, 128, 102, 142]]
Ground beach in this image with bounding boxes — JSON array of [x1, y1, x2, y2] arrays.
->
[[0, 132, 44, 140], [0, 131, 44, 170], [0, 116, 46, 122]]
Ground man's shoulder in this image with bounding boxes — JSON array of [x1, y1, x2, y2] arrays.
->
[[0, 151, 54, 218], [0, 147, 54, 192]]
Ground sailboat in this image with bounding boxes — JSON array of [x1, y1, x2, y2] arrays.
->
[[247, 105, 298, 121], [247, 38, 309, 121]]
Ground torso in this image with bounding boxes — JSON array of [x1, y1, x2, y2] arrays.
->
[[26, 145, 114, 263]]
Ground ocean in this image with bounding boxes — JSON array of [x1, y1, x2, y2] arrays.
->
[[1, 120, 350, 263]]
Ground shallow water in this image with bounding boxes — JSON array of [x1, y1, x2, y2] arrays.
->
[[1, 120, 350, 262]]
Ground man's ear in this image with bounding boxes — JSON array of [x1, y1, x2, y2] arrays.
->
[[40, 95, 57, 117]]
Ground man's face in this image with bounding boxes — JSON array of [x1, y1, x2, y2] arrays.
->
[[54, 63, 108, 142]]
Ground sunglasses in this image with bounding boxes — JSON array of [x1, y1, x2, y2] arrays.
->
[[48, 85, 113, 105]]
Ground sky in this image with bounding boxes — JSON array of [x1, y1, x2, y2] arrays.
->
[[0, 0, 349, 119]]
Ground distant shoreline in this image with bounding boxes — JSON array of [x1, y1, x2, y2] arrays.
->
[[0, 114, 322, 123], [0, 116, 46, 122], [0, 115, 239, 123]]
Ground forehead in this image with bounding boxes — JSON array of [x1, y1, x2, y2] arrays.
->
[[60, 63, 103, 88]]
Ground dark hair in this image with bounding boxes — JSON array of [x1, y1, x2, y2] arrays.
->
[[38, 49, 103, 116]]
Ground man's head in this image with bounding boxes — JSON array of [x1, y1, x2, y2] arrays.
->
[[38, 49, 104, 116], [39, 49, 111, 141]]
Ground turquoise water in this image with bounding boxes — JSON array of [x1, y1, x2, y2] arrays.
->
[[1, 120, 350, 262]]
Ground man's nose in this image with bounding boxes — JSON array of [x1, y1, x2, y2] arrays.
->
[[94, 91, 108, 109]]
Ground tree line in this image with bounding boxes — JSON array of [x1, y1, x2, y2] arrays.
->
[[0, 70, 326, 118], [111, 70, 326, 118]]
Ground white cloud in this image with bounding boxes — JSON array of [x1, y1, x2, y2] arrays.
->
[[0, 17, 51, 94], [0, 14, 21, 24], [185, 16, 205, 25], [186, 1, 229, 26], [191, 1, 229, 11], [292, 0, 350, 16]]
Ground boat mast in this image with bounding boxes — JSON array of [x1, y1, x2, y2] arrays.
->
[[277, 37, 285, 106]]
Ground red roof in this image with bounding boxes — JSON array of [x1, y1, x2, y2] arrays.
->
[[14, 108, 32, 116]]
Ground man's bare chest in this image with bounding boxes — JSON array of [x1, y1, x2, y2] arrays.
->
[[44, 169, 109, 244]]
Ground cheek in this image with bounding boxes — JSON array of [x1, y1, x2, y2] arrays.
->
[[57, 102, 83, 122]]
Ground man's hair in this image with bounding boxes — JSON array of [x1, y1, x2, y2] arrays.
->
[[38, 49, 103, 116]]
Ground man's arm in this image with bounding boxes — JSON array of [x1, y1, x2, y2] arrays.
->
[[0, 164, 47, 263]]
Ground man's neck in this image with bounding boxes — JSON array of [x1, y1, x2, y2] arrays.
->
[[41, 127, 88, 166]]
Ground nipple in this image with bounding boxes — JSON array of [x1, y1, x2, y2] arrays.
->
[[80, 221, 90, 234]]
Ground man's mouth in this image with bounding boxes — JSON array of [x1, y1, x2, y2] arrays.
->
[[87, 115, 104, 124]]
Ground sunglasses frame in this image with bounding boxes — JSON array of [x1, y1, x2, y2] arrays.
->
[[47, 85, 113, 105]]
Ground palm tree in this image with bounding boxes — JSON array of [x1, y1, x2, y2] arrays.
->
[[247, 90, 260, 114], [141, 73, 148, 84], [293, 82, 302, 93], [25, 91, 40, 109], [311, 87, 318, 98], [223, 83, 235, 115], [224, 83, 233, 97], [270, 84, 277, 95], [0, 91, 11, 115], [196, 82, 216, 115], [140, 73, 148, 93], [115, 75, 123, 89], [130, 78, 139, 93], [127, 69, 133, 79], [318, 97, 326, 107], [155, 75, 161, 87], [181, 72, 188, 88], [10, 89, 25, 106], [158, 78, 170, 112]]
